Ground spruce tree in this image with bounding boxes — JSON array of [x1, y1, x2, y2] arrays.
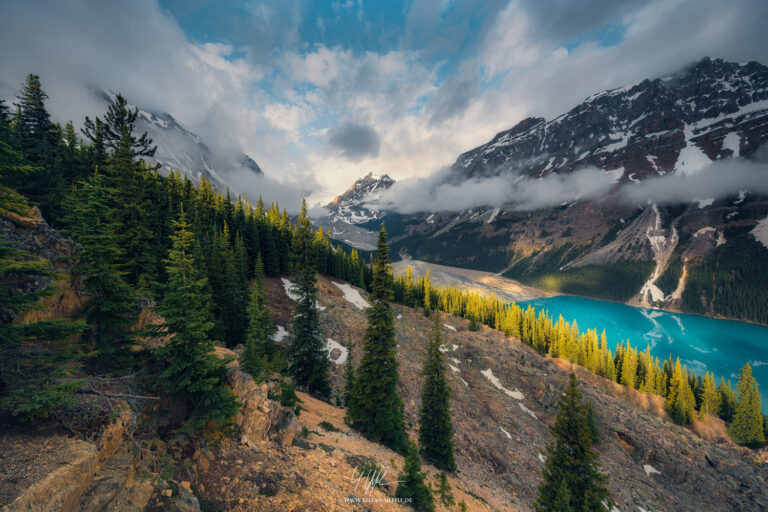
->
[[729, 363, 765, 447], [288, 199, 331, 399], [395, 441, 435, 512], [418, 313, 456, 472], [82, 93, 156, 159], [241, 256, 278, 379], [156, 209, 239, 432], [65, 173, 137, 370], [535, 374, 609, 512], [346, 225, 407, 453]]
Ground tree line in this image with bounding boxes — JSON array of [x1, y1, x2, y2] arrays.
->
[[393, 266, 766, 447]]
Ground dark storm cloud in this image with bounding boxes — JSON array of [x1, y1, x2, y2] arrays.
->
[[327, 121, 381, 160], [426, 72, 481, 125]]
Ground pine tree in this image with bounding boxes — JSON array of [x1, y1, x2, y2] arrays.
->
[[241, 256, 277, 379], [395, 441, 435, 512], [418, 313, 456, 472], [729, 363, 765, 447], [666, 358, 695, 425], [535, 374, 609, 512], [14, 74, 56, 163], [288, 199, 331, 399], [346, 225, 407, 453], [423, 269, 431, 316], [156, 209, 239, 432], [65, 173, 137, 370]]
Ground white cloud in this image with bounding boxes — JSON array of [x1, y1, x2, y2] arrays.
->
[[1, 0, 766, 208], [370, 166, 620, 213]]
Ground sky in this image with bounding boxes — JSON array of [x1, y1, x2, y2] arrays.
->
[[1, 0, 767, 208]]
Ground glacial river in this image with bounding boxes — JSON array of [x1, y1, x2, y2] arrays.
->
[[518, 296, 768, 412]]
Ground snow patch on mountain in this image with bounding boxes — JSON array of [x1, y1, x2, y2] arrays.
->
[[722, 132, 741, 157], [332, 282, 371, 309], [325, 338, 348, 365], [481, 368, 524, 400]]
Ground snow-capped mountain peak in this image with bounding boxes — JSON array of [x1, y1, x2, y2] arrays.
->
[[328, 171, 395, 209]]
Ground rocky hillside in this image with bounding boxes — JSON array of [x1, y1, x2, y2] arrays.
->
[[3, 270, 767, 511], [335, 58, 768, 324], [264, 275, 768, 511]]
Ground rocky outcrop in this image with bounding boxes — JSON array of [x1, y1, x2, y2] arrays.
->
[[214, 347, 298, 448], [1, 207, 86, 325], [3, 408, 141, 512]]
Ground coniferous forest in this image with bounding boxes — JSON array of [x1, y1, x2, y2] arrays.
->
[[1, 73, 767, 512]]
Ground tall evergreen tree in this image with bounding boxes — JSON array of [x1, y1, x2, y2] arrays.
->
[[395, 441, 435, 512], [729, 363, 765, 447], [14, 74, 56, 164], [156, 209, 239, 432], [83, 93, 158, 285], [418, 313, 456, 472], [535, 374, 610, 512], [82, 93, 156, 160], [65, 173, 137, 370], [287, 199, 331, 399], [241, 256, 278, 378], [346, 225, 407, 453]]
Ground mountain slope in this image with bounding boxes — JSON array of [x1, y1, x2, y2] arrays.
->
[[93, 89, 262, 191], [371, 58, 768, 324], [261, 275, 768, 511]]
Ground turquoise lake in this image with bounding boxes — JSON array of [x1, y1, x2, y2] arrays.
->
[[518, 296, 768, 412]]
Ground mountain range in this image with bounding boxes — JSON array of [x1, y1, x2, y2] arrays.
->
[[318, 58, 768, 325]]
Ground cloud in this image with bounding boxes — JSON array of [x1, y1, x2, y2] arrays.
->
[[219, 166, 318, 211], [370, 166, 620, 213], [327, 121, 381, 160], [2, 0, 767, 208], [370, 153, 768, 215], [620, 159, 768, 205]]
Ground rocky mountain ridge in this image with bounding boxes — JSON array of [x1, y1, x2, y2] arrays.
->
[[314, 172, 395, 251]]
